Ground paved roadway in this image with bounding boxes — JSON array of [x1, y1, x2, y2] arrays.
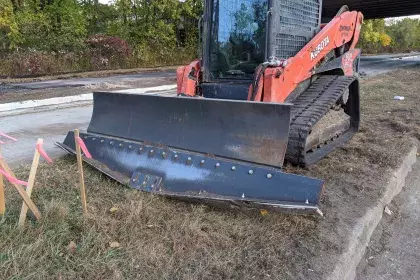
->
[[0, 89, 176, 167], [360, 53, 420, 76], [0, 106, 91, 167], [10, 70, 175, 90]]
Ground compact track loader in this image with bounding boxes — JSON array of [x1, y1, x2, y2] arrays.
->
[[59, 0, 363, 215]]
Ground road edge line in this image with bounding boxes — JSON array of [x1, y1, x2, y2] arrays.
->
[[0, 94, 93, 113], [0, 84, 177, 117]]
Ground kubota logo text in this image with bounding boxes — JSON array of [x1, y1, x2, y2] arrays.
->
[[310, 36, 330, 60]]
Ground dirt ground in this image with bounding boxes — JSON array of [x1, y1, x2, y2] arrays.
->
[[1, 67, 420, 279], [0, 66, 178, 84]]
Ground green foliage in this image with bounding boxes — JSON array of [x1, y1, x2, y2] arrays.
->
[[15, 0, 87, 51], [108, 0, 202, 63], [0, 0, 202, 75], [0, 0, 21, 49], [4, 1, 420, 75], [359, 18, 420, 54], [387, 18, 420, 52], [359, 19, 391, 53]]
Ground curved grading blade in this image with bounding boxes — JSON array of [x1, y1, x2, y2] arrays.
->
[[58, 92, 325, 215]]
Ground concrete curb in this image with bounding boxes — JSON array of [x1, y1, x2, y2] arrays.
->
[[327, 144, 418, 280]]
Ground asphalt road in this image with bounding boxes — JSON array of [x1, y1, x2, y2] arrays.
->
[[360, 54, 420, 76], [0, 105, 91, 167]]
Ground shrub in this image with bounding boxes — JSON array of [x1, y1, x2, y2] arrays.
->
[[4, 51, 56, 76], [85, 35, 131, 69]]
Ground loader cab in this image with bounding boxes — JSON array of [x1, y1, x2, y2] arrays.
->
[[206, 0, 268, 81], [200, 0, 322, 100]]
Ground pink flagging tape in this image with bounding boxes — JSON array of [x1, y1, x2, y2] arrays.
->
[[0, 140, 4, 144], [36, 139, 53, 163], [0, 168, 28, 186], [0, 132, 17, 142], [77, 137, 92, 159]]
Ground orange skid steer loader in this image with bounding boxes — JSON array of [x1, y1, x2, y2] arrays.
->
[[59, 1, 363, 215]]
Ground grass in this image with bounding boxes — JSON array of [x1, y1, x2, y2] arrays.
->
[[1, 157, 320, 279], [1, 67, 420, 279]]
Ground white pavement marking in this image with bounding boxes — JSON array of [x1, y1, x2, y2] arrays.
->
[[0, 94, 92, 112], [113, 84, 177, 94], [0, 84, 177, 113]]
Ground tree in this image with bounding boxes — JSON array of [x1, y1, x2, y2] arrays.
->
[[0, 0, 21, 50], [359, 19, 392, 53], [387, 18, 420, 52], [15, 0, 87, 51]]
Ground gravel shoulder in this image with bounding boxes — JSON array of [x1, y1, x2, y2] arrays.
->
[[0, 75, 176, 104], [0, 66, 178, 83]]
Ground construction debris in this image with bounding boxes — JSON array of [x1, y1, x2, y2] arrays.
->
[[384, 206, 393, 216]]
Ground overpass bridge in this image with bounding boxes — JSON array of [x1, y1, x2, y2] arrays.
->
[[323, 0, 420, 19]]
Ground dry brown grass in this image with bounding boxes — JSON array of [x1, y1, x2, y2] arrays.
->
[[1, 157, 320, 280], [1, 67, 420, 280]]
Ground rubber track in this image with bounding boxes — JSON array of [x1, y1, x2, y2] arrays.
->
[[286, 75, 357, 166]]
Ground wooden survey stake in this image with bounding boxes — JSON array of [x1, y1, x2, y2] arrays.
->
[[0, 146, 4, 217], [0, 168, 4, 217], [0, 156, 41, 220], [74, 129, 88, 216], [18, 139, 42, 227]]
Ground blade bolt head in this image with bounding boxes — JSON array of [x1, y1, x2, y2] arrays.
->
[[110, 141, 113, 145], [101, 139, 104, 143], [119, 143, 123, 147], [187, 157, 192, 164], [215, 163, 220, 168], [162, 152, 167, 158], [248, 170, 254, 175], [92, 138, 96, 141], [305, 199, 309, 204], [231, 166, 236, 171], [267, 174, 272, 179], [242, 193, 245, 198], [200, 160, 205, 165], [174, 154, 179, 160], [129, 145, 133, 149]]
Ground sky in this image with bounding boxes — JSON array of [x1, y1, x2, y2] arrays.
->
[[392, 15, 420, 20]]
